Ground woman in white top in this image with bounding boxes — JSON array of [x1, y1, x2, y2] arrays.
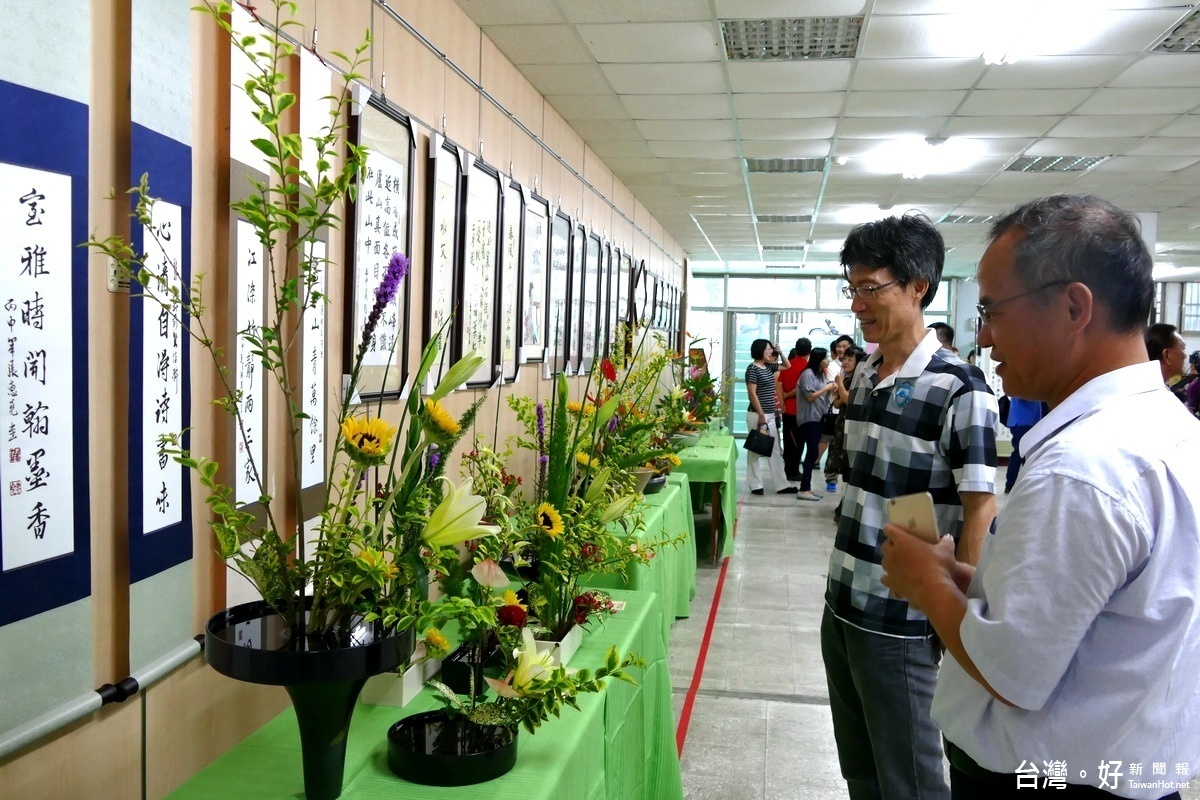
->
[[821, 335, 857, 491], [794, 347, 837, 501]]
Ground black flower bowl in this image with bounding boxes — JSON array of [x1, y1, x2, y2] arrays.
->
[[387, 710, 518, 786]]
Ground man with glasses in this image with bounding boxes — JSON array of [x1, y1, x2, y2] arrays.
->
[[882, 194, 1200, 798], [822, 213, 998, 800]]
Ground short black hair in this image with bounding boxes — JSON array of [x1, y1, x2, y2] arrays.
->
[[1146, 323, 1180, 363], [830, 334, 855, 353], [794, 337, 812, 357], [750, 338, 770, 360], [927, 321, 955, 348], [988, 194, 1153, 333], [840, 212, 944, 309]]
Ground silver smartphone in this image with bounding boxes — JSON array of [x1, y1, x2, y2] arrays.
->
[[886, 492, 941, 544]]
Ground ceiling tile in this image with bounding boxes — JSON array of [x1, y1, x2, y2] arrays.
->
[[740, 140, 833, 159], [601, 62, 727, 94], [859, 15, 987, 59], [1076, 88, 1200, 116], [1158, 115, 1200, 137], [578, 22, 722, 63], [834, 117, 946, 138], [843, 90, 966, 117], [726, 61, 854, 93], [567, 118, 643, 140], [455, 0, 563, 26], [649, 140, 741, 159], [635, 119, 737, 140], [1111, 54, 1200, 88], [545, 94, 630, 119], [733, 92, 846, 118], [559, 0, 712, 23], [1025, 138, 1141, 157], [518, 63, 614, 95], [976, 56, 1130, 90], [624, 96, 735, 125], [482, 24, 592, 64], [714, 0, 868, 16], [957, 89, 1093, 115], [738, 118, 839, 139], [589, 139, 656, 158], [1049, 115, 1178, 137], [941, 116, 1058, 138], [1093, 155, 1200, 173], [854, 58, 985, 90]]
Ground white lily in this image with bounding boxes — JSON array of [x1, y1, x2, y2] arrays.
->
[[599, 493, 638, 524], [486, 628, 555, 698], [470, 558, 509, 589], [421, 478, 501, 548]]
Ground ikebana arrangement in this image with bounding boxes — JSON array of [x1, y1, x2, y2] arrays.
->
[[87, 1, 696, 796]]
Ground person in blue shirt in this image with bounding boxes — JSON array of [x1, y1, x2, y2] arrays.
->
[[1003, 397, 1044, 494]]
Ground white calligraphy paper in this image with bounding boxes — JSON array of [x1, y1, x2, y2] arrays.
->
[[140, 200, 184, 534], [301, 240, 326, 488], [354, 150, 406, 367], [234, 219, 264, 507], [425, 140, 457, 394], [544, 213, 569, 379], [461, 166, 497, 386], [520, 195, 546, 363], [499, 182, 520, 381], [1, 163, 75, 570]]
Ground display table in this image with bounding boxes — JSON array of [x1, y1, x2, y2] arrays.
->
[[674, 432, 738, 562], [168, 588, 683, 800], [585, 472, 697, 643]]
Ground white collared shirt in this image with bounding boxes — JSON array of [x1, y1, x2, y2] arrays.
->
[[933, 361, 1200, 798]]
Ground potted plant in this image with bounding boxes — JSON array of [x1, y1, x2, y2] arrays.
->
[[87, 2, 495, 797]]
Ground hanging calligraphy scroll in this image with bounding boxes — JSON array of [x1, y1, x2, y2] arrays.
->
[[348, 96, 414, 399], [424, 134, 462, 394], [567, 222, 585, 375], [519, 191, 547, 365], [234, 219, 265, 508], [301, 240, 326, 490], [499, 180, 522, 383], [0, 83, 91, 629], [544, 210, 570, 379], [602, 243, 617, 360], [579, 233, 600, 375], [458, 158, 499, 388], [619, 252, 632, 325]]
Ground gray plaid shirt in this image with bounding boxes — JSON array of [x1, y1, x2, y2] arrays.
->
[[825, 331, 998, 637]]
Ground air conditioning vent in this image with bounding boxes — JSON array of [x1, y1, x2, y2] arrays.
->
[[746, 157, 827, 174], [722, 17, 864, 60], [1006, 155, 1110, 173], [762, 244, 808, 252], [943, 214, 996, 224], [756, 214, 813, 223], [1156, 8, 1200, 53]]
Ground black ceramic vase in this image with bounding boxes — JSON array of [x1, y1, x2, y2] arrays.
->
[[386, 710, 518, 786], [205, 598, 413, 800], [644, 473, 668, 494]]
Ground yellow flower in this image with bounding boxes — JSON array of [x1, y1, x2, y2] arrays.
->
[[422, 478, 501, 547], [535, 502, 564, 539], [575, 452, 597, 470], [422, 398, 461, 443], [340, 416, 396, 466], [501, 589, 527, 611], [565, 400, 596, 415], [666, 453, 682, 468], [352, 547, 398, 583], [424, 627, 451, 659]]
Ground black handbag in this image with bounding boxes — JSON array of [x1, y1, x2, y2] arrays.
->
[[743, 425, 775, 457], [820, 410, 839, 437]]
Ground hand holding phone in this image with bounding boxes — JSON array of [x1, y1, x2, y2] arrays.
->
[[886, 492, 940, 544]]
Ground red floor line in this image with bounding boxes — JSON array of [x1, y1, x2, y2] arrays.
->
[[675, 489, 744, 756]]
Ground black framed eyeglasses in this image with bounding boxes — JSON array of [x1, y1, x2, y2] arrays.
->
[[841, 279, 900, 300], [974, 280, 1072, 327]]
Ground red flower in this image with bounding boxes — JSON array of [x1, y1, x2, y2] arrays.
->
[[601, 358, 617, 382], [498, 604, 527, 628]]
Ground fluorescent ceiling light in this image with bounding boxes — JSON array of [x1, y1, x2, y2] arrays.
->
[[862, 137, 985, 179]]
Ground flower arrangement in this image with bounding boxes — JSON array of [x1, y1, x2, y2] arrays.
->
[[87, 0, 493, 641], [679, 337, 725, 426]]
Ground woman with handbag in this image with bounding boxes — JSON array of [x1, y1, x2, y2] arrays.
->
[[794, 347, 837, 501], [744, 339, 798, 496]]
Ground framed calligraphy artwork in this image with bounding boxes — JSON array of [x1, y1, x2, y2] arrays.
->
[[567, 222, 585, 374], [579, 232, 600, 375], [499, 179, 522, 383], [348, 96, 414, 400], [519, 191, 547, 365], [458, 158, 499, 388], [233, 218, 265, 509], [425, 134, 463, 394], [544, 210, 570, 379], [0, 82, 91, 628]]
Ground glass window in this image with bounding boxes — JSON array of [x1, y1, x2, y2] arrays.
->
[[688, 275, 724, 307], [818, 276, 849, 310], [1183, 283, 1200, 333], [687, 309, 724, 382], [925, 281, 951, 312], [727, 277, 817, 309]]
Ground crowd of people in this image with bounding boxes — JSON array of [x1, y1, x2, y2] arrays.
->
[[740, 194, 1199, 799]]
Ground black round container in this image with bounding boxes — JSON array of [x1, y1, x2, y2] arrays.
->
[[387, 710, 518, 786]]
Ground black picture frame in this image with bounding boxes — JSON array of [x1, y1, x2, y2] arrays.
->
[[580, 232, 601, 375], [567, 221, 585, 374], [346, 96, 415, 401], [544, 209, 571, 378], [604, 243, 618, 360], [499, 178, 523, 383], [458, 156, 501, 388], [520, 190, 548, 364], [619, 252, 632, 325], [424, 133, 464, 394]]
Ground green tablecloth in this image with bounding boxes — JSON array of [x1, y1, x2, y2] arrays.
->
[[585, 472, 697, 643], [674, 432, 738, 558], [168, 588, 682, 800]]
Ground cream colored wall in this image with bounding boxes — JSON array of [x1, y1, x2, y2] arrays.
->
[[0, 1, 682, 798]]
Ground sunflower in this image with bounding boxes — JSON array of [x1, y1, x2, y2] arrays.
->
[[423, 627, 451, 659], [575, 451, 597, 470], [340, 416, 396, 466], [422, 398, 461, 443], [666, 453, 682, 468], [501, 589, 527, 610], [566, 400, 596, 415], [535, 502, 564, 539]]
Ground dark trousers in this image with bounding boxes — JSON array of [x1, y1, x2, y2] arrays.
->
[[946, 741, 1182, 800], [1005, 425, 1032, 492], [781, 413, 802, 480], [797, 420, 822, 492]]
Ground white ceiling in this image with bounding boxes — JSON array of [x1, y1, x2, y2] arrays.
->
[[453, 0, 1200, 277]]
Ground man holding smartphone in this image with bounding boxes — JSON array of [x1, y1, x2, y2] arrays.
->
[[822, 214, 998, 800], [881, 195, 1200, 799]]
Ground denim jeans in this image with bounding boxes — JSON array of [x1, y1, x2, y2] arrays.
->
[[821, 607, 950, 800]]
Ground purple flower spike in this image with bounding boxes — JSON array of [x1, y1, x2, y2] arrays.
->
[[538, 454, 549, 466], [357, 252, 410, 363], [607, 414, 619, 433], [535, 403, 546, 441]]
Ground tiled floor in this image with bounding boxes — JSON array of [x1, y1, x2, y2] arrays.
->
[[669, 456, 1199, 800]]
